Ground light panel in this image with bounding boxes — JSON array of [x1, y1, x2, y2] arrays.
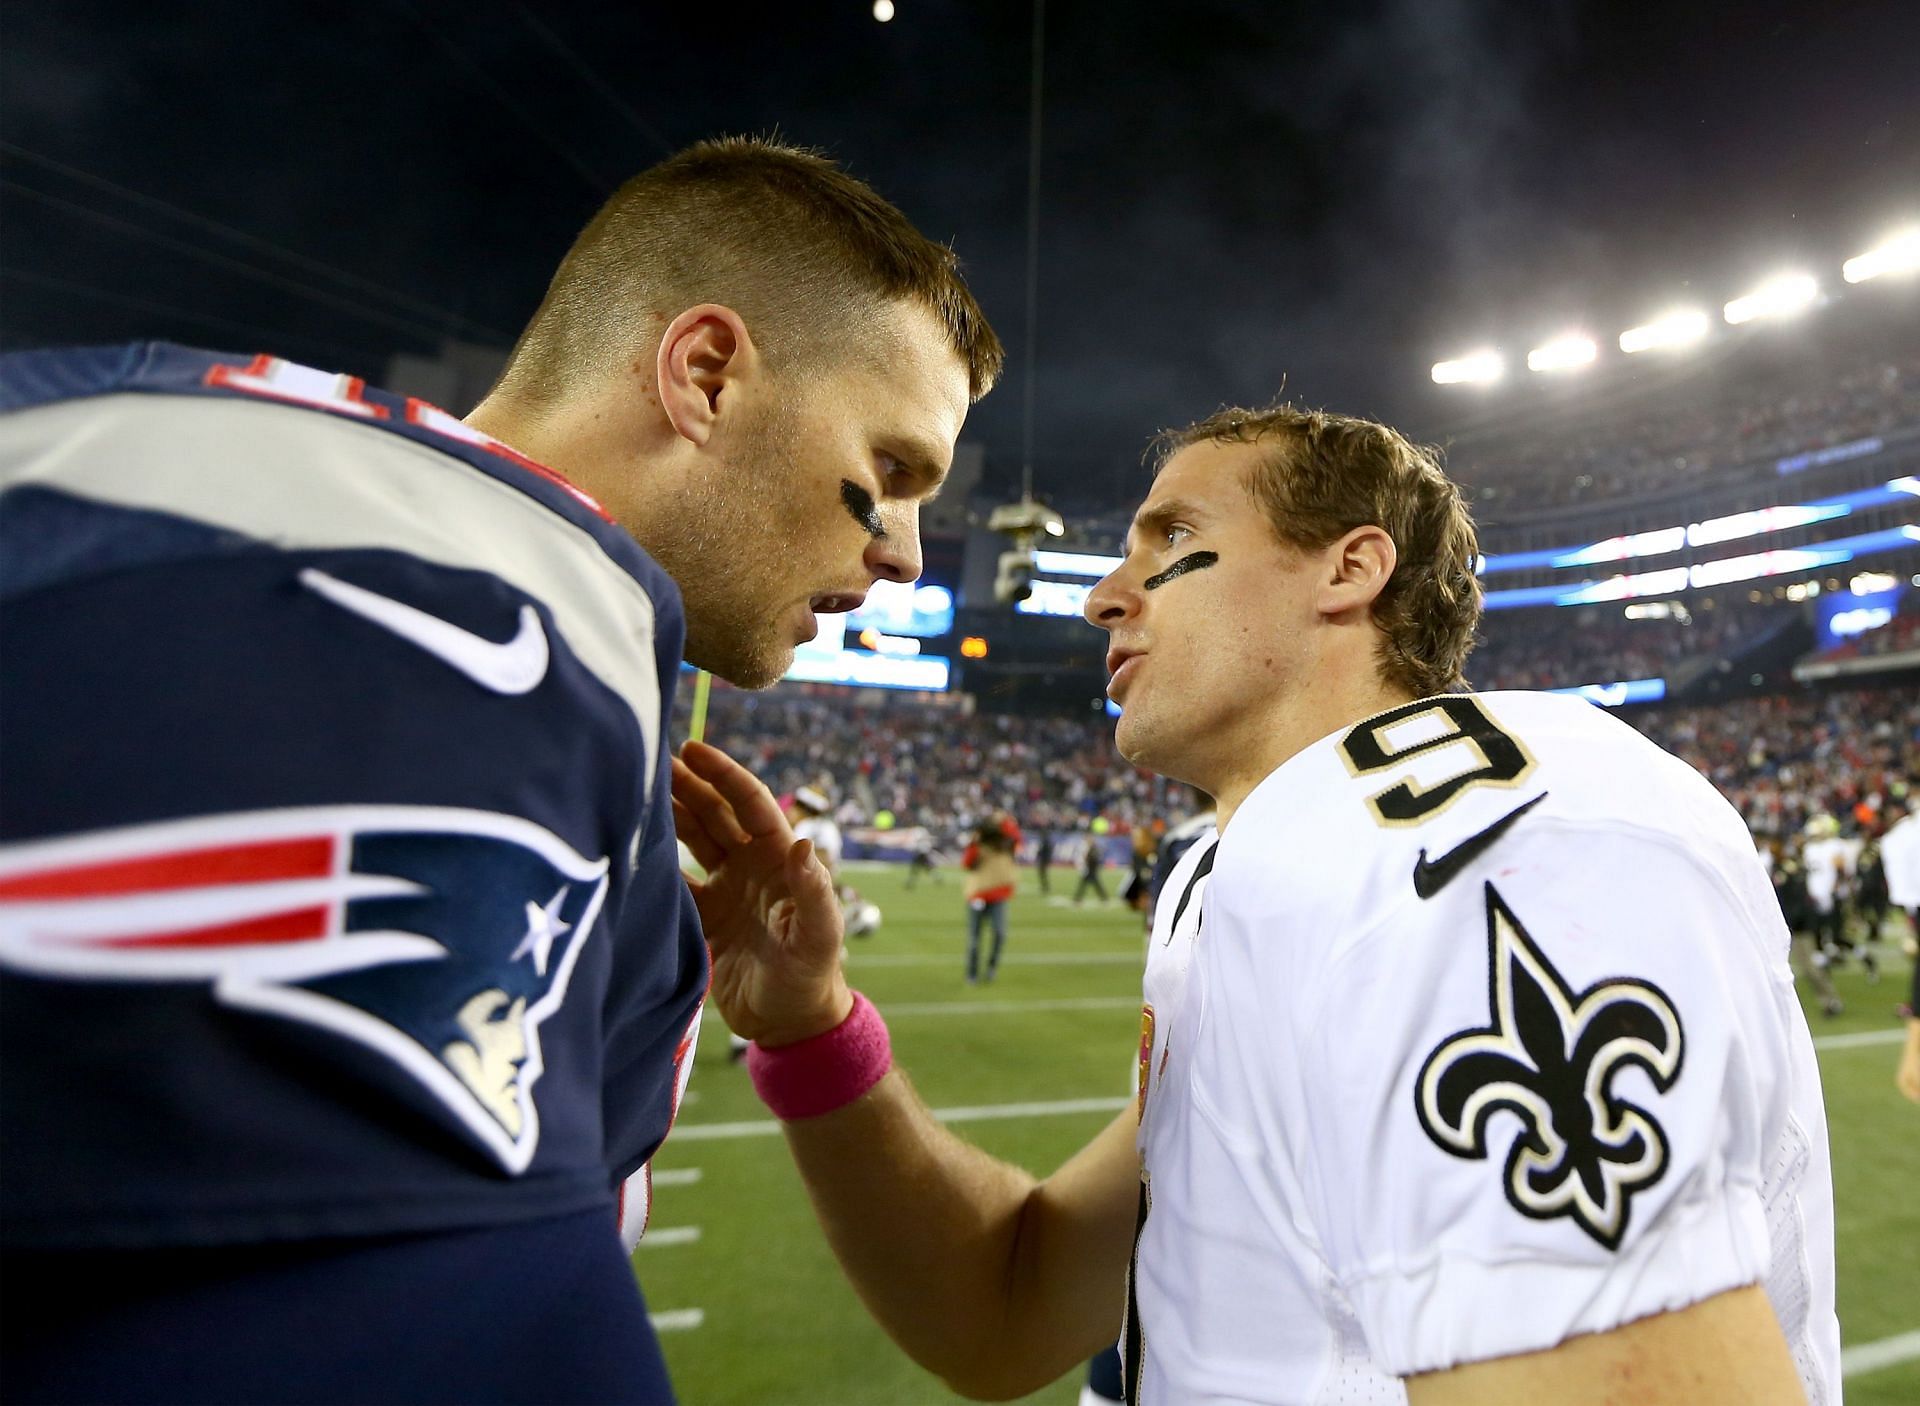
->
[[1525, 335, 1597, 374], [1723, 272, 1817, 325], [1619, 308, 1710, 354], [1842, 226, 1920, 284], [1431, 350, 1504, 385]]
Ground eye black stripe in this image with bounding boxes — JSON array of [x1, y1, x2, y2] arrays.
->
[[840, 479, 885, 539]]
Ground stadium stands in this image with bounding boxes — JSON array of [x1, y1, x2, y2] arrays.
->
[[674, 680, 1916, 855]]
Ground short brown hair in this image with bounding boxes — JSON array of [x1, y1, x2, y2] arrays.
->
[[1156, 404, 1481, 698], [497, 137, 1002, 404]]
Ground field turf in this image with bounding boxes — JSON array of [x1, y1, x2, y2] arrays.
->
[[637, 865, 1920, 1404]]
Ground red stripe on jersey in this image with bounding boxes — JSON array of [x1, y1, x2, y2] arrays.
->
[[78, 905, 332, 950], [0, 838, 335, 900]]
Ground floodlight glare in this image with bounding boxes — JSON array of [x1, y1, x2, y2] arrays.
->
[[1723, 273, 1818, 325], [873, 0, 895, 19], [1431, 350, 1504, 385], [1526, 335, 1598, 374], [1619, 308, 1710, 354], [1842, 226, 1920, 284]]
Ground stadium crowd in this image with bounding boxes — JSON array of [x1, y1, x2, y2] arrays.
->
[[1468, 595, 1795, 690], [1638, 687, 1919, 842], [676, 681, 1917, 856], [1448, 352, 1920, 514]]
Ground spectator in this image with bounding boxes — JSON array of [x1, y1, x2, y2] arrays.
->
[[961, 820, 1018, 983]]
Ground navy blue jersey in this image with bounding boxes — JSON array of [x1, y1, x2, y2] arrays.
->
[[0, 344, 708, 1252]]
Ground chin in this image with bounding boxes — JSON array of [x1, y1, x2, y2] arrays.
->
[[1112, 709, 1153, 766], [1115, 710, 1198, 787], [684, 630, 793, 691]]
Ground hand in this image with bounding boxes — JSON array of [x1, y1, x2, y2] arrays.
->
[[672, 739, 853, 1047]]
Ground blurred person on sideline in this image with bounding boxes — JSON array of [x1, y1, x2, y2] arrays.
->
[[906, 830, 940, 888], [1803, 812, 1874, 979], [1769, 835, 1843, 1018], [1880, 800, 1920, 1102], [1035, 826, 1057, 895], [1073, 826, 1110, 905], [673, 402, 1838, 1404], [0, 137, 1001, 1404], [1122, 822, 1158, 914], [961, 817, 1019, 984]]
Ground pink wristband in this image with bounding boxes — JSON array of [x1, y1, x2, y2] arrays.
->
[[746, 992, 892, 1120]]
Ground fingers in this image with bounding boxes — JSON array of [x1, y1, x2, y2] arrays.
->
[[672, 796, 728, 873], [671, 753, 753, 848], [680, 740, 791, 840], [784, 838, 846, 956]]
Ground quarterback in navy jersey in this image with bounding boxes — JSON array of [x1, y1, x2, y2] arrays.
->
[[0, 138, 1002, 1404], [0, 343, 708, 1401]]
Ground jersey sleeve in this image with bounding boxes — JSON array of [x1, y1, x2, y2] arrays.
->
[[1288, 822, 1793, 1377], [0, 385, 707, 1245]]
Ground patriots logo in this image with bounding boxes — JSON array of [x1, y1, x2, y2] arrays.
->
[[1415, 883, 1684, 1250], [0, 805, 611, 1173]]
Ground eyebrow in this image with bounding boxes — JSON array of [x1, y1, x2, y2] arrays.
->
[[887, 437, 952, 501], [1124, 498, 1206, 554]]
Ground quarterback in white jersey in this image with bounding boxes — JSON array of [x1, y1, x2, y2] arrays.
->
[[1134, 691, 1838, 1403], [672, 401, 1838, 1406]]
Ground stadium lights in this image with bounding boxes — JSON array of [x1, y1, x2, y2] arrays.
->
[[1619, 308, 1710, 354], [1842, 226, 1920, 284], [1723, 272, 1817, 325], [1526, 335, 1598, 374], [1431, 350, 1504, 385], [872, 0, 895, 21]]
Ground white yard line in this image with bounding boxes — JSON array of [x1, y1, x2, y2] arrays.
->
[[1811, 1027, 1903, 1051], [639, 1225, 702, 1247], [675, 1025, 1904, 1143], [648, 1309, 705, 1333], [650, 1167, 703, 1187], [845, 952, 1140, 968], [674, 1095, 1130, 1142], [884, 995, 1137, 1017], [1843, 1328, 1920, 1378]]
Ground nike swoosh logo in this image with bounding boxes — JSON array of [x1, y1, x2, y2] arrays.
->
[[299, 568, 549, 695], [1412, 792, 1549, 900]]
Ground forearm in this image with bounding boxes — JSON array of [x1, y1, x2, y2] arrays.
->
[[778, 1070, 1135, 1399]]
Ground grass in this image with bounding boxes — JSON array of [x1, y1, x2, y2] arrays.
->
[[637, 866, 1920, 1404]]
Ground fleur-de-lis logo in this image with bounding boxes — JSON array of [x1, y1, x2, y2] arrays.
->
[[1415, 884, 1685, 1250]]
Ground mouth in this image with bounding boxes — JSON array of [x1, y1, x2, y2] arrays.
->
[[810, 591, 868, 616], [1106, 647, 1144, 698]]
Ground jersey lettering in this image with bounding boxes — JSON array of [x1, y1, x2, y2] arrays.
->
[[1339, 695, 1536, 826]]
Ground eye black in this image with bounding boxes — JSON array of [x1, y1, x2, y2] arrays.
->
[[841, 479, 886, 539]]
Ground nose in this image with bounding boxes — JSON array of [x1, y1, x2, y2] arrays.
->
[[1084, 565, 1138, 629], [865, 503, 923, 584]]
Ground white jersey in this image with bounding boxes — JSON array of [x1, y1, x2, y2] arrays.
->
[[795, 815, 843, 872], [1130, 691, 1838, 1405], [1801, 835, 1861, 914], [1882, 814, 1920, 909]]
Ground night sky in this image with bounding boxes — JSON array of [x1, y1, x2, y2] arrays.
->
[[3, 1, 1915, 502]]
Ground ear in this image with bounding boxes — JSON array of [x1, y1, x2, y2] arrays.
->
[[1316, 524, 1396, 618], [656, 304, 759, 448]]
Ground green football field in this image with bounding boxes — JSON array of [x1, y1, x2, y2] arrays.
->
[[635, 865, 1920, 1404]]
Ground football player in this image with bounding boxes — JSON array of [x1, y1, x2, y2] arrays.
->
[[673, 403, 1838, 1404], [0, 139, 1000, 1402]]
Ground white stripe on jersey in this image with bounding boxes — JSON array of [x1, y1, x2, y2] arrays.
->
[[0, 393, 662, 794]]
